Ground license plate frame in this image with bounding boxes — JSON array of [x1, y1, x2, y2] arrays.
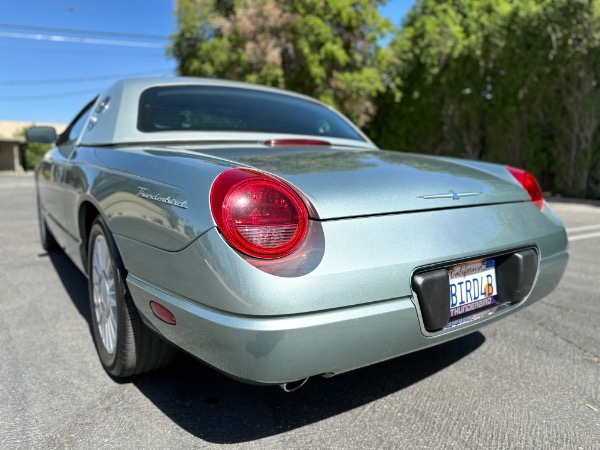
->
[[448, 258, 498, 319]]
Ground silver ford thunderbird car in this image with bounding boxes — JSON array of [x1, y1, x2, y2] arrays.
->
[[28, 78, 568, 391]]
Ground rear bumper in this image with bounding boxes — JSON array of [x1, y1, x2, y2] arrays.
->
[[127, 249, 568, 384]]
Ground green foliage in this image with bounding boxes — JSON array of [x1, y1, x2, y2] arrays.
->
[[169, 0, 392, 125], [369, 0, 600, 198], [171, 0, 600, 198]]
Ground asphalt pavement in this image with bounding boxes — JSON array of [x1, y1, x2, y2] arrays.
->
[[0, 174, 598, 449]]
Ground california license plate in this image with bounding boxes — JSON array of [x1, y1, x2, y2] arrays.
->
[[448, 259, 498, 318]]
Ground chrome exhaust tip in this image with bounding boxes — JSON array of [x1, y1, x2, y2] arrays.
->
[[279, 378, 309, 392]]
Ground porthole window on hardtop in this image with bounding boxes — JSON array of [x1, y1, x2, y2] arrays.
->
[[137, 85, 364, 141]]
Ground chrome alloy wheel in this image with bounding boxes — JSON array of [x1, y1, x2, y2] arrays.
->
[[91, 234, 117, 355]]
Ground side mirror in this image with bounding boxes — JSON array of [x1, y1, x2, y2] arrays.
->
[[25, 126, 57, 144]]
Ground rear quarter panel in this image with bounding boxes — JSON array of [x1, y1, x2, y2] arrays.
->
[[62, 146, 229, 273]]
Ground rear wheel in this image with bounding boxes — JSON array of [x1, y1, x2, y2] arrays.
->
[[87, 217, 176, 377]]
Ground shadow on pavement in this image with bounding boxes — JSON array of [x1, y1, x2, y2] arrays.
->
[[134, 332, 484, 443], [48, 249, 485, 444], [48, 250, 91, 331]]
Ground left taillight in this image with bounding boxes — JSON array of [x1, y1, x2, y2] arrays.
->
[[507, 166, 544, 211], [210, 168, 309, 259]]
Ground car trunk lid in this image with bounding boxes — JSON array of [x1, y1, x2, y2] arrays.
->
[[179, 146, 531, 220]]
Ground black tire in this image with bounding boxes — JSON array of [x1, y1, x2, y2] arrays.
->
[[37, 193, 59, 252], [87, 216, 176, 377]]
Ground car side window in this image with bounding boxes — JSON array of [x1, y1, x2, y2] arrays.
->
[[68, 106, 93, 143], [55, 98, 97, 157]]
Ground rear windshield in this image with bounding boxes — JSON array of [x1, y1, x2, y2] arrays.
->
[[137, 85, 364, 141]]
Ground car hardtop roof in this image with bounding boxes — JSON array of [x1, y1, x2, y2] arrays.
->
[[77, 77, 375, 149], [114, 77, 330, 106]]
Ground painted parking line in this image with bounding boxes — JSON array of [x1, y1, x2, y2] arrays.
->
[[566, 223, 600, 241], [566, 224, 600, 233], [568, 230, 600, 242]]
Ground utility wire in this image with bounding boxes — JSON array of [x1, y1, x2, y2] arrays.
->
[[0, 70, 175, 99], [0, 45, 164, 58], [0, 22, 168, 41], [0, 69, 174, 85], [0, 31, 165, 48], [0, 88, 102, 101]]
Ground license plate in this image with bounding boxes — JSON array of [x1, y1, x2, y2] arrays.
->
[[448, 259, 498, 318]]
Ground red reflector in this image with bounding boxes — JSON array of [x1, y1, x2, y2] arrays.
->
[[507, 166, 544, 211], [150, 301, 176, 325], [264, 139, 331, 147]]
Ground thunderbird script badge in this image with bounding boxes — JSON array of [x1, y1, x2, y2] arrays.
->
[[137, 187, 188, 209]]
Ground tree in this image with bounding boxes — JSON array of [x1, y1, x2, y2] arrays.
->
[[169, 0, 392, 126], [369, 0, 524, 157], [369, 0, 600, 198]]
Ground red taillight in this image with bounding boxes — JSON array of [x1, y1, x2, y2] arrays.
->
[[210, 169, 309, 259], [507, 166, 544, 211]]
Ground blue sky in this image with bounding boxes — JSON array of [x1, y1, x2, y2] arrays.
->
[[0, 0, 414, 125]]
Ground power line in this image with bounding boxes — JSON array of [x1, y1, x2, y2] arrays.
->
[[0, 69, 174, 85], [0, 31, 165, 48], [0, 45, 164, 58], [0, 69, 176, 100], [0, 88, 101, 101], [0, 22, 168, 41]]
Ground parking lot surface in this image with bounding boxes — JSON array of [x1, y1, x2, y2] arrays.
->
[[0, 174, 598, 449]]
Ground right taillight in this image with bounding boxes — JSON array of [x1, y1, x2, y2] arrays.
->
[[210, 168, 309, 259], [507, 166, 544, 211]]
